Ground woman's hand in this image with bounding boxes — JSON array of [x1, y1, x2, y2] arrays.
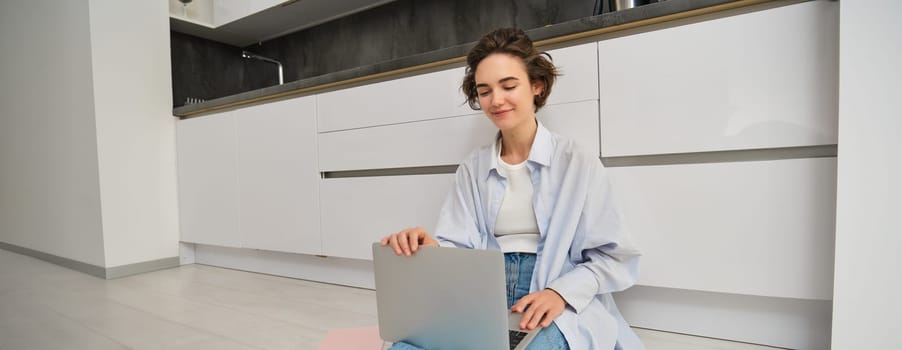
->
[[380, 226, 439, 256], [511, 288, 567, 330]]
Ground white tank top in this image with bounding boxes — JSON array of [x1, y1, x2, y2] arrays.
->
[[494, 143, 541, 253]]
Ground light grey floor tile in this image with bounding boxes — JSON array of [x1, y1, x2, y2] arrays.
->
[[99, 278, 323, 349], [118, 266, 378, 332], [0, 294, 129, 350], [0, 248, 785, 350], [30, 287, 260, 350]]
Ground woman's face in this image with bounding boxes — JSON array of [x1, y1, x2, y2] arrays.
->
[[474, 53, 543, 133]]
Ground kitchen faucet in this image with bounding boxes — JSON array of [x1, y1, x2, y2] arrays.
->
[[241, 51, 284, 85]]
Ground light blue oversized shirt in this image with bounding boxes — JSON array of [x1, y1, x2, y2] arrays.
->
[[434, 121, 644, 350]]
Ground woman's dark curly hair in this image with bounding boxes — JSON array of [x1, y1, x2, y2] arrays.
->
[[461, 28, 559, 111]]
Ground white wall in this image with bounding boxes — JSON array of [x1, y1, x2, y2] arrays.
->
[[88, 0, 181, 268], [0, 0, 180, 270], [0, 0, 106, 267], [832, 1, 902, 348]]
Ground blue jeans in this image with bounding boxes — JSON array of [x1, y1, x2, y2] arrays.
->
[[389, 252, 570, 350]]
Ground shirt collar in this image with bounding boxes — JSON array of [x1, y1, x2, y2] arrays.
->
[[486, 120, 553, 181], [529, 121, 554, 167]]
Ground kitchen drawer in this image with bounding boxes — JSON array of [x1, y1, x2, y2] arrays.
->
[[317, 67, 469, 133], [318, 100, 600, 172], [316, 42, 600, 133], [320, 174, 455, 260], [597, 1, 838, 157], [607, 157, 836, 300], [544, 42, 598, 106]]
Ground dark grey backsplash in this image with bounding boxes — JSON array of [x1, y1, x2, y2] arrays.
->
[[170, 31, 278, 108], [170, 0, 599, 107]]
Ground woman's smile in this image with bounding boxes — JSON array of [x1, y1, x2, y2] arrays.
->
[[492, 108, 513, 118]]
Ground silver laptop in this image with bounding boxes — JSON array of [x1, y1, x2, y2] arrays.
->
[[372, 243, 541, 350]]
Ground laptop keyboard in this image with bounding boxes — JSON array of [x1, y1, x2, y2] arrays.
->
[[509, 330, 529, 349]]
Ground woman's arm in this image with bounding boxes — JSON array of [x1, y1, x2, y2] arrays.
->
[[547, 161, 641, 313], [433, 162, 485, 249]]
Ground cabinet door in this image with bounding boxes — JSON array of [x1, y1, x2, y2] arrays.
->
[[318, 113, 495, 172], [316, 42, 600, 134], [539, 100, 600, 157], [176, 113, 241, 248], [318, 100, 601, 172], [607, 157, 836, 300], [236, 96, 321, 255], [320, 174, 455, 260], [316, 67, 470, 133], [545, 42, 598, 106], [598, 1, 839, 157]]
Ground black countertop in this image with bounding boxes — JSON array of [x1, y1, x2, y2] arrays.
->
[[173, 0, 772, 118]]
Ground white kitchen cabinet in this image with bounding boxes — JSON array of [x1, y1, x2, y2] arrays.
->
[[538, 101, 601, 157], [176, 112, 242, 248], [607, 157, 836, 300], [177, 96, 321, 254], [318, 100, 600, 172], [316, 42, 599, 134], [235, 96, 321, 255], [319, 174, 455, 260], [316, 67, 470, 133], [543, 42, 598, 106], [597, 1, 838, 157], [318, 112, 495, 172]]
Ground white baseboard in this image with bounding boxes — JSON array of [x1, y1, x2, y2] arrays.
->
[[615, 285, 832, 349], [0, 241, 179, 279], [193, 244, 375, 288]]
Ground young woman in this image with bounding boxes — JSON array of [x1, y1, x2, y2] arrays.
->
[[381, 28, 644, 350]]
